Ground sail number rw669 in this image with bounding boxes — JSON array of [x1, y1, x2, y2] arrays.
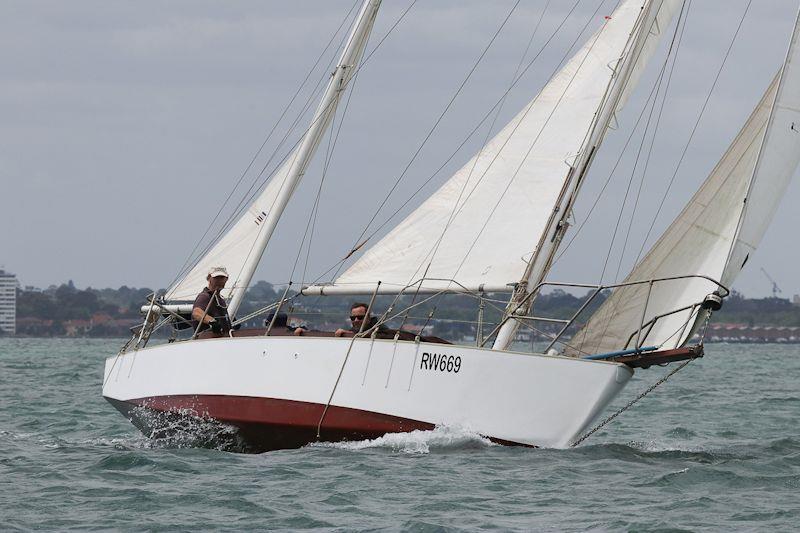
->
[[420, 352, 461, 373]]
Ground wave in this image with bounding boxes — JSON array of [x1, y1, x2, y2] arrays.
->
[[310, 425, 495, 454]]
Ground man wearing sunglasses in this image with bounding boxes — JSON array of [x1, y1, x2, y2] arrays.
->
[[334, 302, 388, 338]]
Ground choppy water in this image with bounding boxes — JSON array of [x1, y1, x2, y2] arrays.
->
[[1, 338, 798, 531]]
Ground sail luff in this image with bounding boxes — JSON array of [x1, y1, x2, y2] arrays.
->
[[492, 0, 677, 350]]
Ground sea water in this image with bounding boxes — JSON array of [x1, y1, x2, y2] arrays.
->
[[1, 338, 798, 531]]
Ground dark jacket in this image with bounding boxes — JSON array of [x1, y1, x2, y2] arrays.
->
[[192, 288, 230, 332]]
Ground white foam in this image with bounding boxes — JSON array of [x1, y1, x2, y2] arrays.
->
[[628, 439, 710, 454], [311, 425, 494, 454]]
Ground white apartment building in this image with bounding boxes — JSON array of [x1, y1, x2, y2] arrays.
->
[[0, 269, 16, 335]]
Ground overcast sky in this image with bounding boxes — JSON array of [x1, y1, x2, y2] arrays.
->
[[3, 0, 800, 298]]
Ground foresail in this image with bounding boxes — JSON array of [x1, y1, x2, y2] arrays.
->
[[305, 0, 678, 297], [568, 15, 800, 357], [565, 77, 778, 356], [164, 0, 381, 307]]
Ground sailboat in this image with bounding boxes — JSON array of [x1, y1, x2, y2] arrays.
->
[[102, 0, 800, 452]]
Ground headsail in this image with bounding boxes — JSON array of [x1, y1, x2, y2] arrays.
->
[[164, 0, 382, 316], [302, 0, 680, 297], [568, 8, 800, 356]]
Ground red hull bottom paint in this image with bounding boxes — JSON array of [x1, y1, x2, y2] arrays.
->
[[105, 395, 531, 452], [107, 394, 434, 453]]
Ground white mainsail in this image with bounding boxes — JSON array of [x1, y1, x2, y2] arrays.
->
[[164, 0, 381, 314], [568, 8, 800, 356], [303, 0, 680, 297]]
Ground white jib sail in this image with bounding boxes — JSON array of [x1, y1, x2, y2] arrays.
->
[[304, 0, 678, 296], [568, 8, 800, 356], [163, 0, 381, 309]]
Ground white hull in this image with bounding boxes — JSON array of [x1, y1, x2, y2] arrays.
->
[[102, 336, 633, 450]]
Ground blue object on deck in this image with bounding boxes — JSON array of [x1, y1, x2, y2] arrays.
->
[[583, 346, 658, 360]]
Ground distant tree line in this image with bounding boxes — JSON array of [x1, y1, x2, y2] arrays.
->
[[10, 281, 799, 338]]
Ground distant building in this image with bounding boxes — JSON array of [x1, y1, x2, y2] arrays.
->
[[0, 269, 16, 334]]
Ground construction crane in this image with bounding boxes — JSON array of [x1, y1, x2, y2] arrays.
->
[[760, 267, 783, 298]]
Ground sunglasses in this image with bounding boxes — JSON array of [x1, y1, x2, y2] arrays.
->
[[350, 314, 366, 321]]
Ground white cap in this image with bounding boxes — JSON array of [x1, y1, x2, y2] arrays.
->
[[208, 266, 229, 278]]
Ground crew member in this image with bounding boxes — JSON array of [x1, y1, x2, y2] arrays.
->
[[191, 267, 232, 335], [334, 302, 388, 337], [265, 311, 306, 336]]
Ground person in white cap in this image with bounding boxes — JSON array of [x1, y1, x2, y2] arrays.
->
[[191, 267, 231, 335]]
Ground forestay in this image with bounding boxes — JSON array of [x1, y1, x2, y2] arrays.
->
[[568, 8, 800, 356], [163, 0, 381, 309], [304, 0, 678, 296]]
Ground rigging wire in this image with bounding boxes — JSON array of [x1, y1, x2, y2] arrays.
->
[[338, 0, 566, 330], [389, 0, 559, 314], [301, 0, 600, 293], [595, 76, 663, 289], [326, 0, 523, 285], [166, 1, 361, 291], [302, 39, 369, 284], [611, 77, 665, 284], [562, 22, 684, 351], [325, 0, 588, 282], [551, 0, 689, 267], [289, 31, 369, 287], [222, 20, 363, 295], [633, 0, 753, 266], [405, 0, 555, 290], [441, 0, 620, 287], [571, 306, 705, 447], [167, 1, 418, 296], [175, 23, 354, 287], [303, 1, 623, 300], [200, 1, 420, 258], [584, 0, 753, 355]]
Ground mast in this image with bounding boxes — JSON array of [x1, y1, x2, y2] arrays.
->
[[492, 0, 670, 350], [227, 0, 381, 317]]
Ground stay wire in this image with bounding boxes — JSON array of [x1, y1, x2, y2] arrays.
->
[[416, 0, 555, 287], [191, 22, 353, 281], [390, 0, 557, 303], [571, 306, 703, 447], [585, 4, 691, 353], [233, 1, 420, 297], [328, 0, 588, 282], [327, 0, 524, 283], [166, 0, 361, 290], [290, 31, 369, 287], [170, 1, 417, 294], [634, 0, 753, 267], [612, 81, 663, 283], [222, 21, 361, 293], [216, 0, 419, 251], [586, 0, 749, 355], [552, 0, 689, 267], [443, 0, 617, 286]]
